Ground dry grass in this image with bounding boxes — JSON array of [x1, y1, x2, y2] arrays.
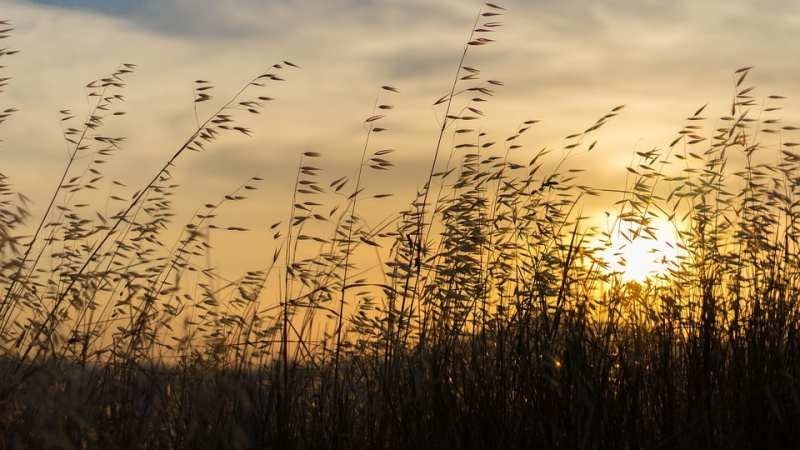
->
[[1, 5, 800, 449]]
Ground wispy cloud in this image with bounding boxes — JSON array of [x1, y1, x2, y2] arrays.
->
[[5, 0, 800, 271]]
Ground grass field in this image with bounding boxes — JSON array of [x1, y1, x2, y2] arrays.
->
[[2, 5, 800, 449]]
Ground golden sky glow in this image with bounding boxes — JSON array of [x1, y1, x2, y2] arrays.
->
[[4, 0, 800, 282], [604, 218, 683, 283]]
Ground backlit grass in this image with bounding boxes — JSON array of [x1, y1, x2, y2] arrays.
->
[[1, 6, 800, 449]]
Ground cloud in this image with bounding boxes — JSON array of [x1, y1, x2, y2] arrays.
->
[[4, 0, 800, 273]]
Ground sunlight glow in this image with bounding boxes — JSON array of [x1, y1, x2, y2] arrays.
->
[[607, 222, 682, 283]]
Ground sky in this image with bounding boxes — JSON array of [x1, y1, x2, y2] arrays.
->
[[3, 0, 800, 282]]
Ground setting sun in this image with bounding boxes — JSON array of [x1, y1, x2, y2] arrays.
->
[[606, 221, 682, 283]]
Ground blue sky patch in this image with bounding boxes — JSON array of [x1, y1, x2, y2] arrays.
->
[[23, 0, 148, 16]]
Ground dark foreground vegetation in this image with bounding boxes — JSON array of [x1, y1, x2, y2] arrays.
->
[[2, 5, 800, 449]]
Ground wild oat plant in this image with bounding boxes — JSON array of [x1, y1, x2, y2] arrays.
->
[[1, 5, 800, 449]]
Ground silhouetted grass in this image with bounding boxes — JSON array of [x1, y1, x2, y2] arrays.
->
[[2, 5, 800, 449]]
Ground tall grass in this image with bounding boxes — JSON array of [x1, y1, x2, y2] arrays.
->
[[2, 5, 800, 449]]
